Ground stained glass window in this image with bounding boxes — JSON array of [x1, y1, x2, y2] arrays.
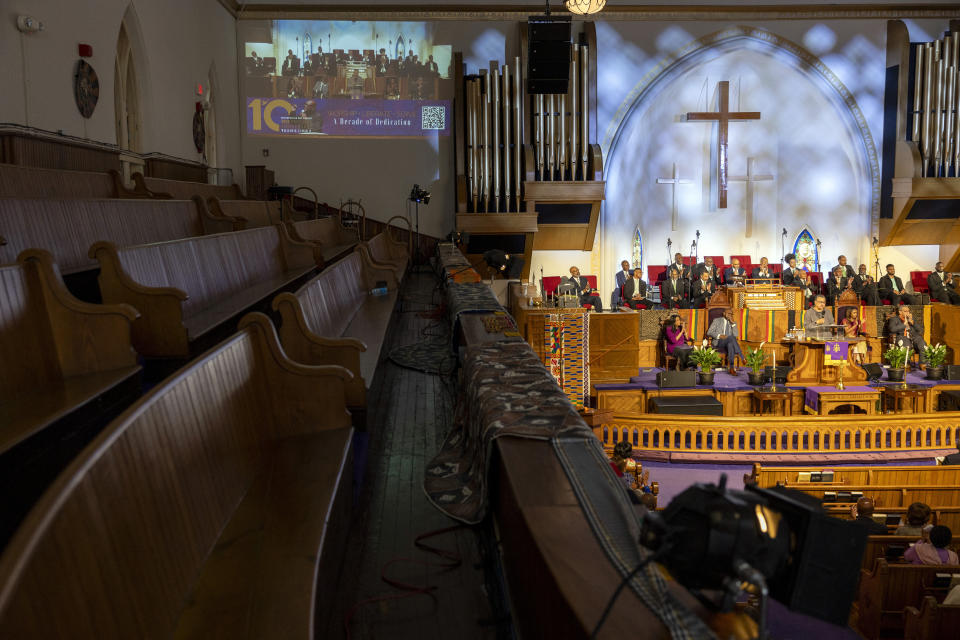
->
[[792, 228, 817, 271], [632, 227, 642, 270]]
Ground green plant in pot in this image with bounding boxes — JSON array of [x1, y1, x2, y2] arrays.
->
[[884, 343, 910, 382], [745, 344, 767, 386], [689, 344, 723, 385], [922, 343, 947, 380]]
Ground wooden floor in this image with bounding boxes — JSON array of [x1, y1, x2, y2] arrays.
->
[[322, 270, 503, 640]]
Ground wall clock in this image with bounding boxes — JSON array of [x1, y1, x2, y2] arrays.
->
[[73, 60, 99, 118]]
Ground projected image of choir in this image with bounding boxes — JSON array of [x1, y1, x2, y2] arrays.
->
[[244, 36, 449, 101]]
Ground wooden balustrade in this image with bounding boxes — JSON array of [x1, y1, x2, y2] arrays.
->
[[747, 463, 960, 488], [594, 413, 960, 455]]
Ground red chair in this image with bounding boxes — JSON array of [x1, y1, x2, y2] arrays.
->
[[542, 275, 599, 309], [807, 272, 824, 287], [647, 265, 667, 283], [770, 264, 783, 275], [910, 271, 931, 294]]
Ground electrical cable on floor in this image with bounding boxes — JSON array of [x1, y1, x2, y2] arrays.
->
[[343, 524, 468, 639], [590, 544, 672, 639]]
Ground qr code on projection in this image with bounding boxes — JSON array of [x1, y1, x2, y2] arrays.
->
[[421, 106, 445, 130]]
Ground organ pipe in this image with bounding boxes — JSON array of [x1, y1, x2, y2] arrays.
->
[[492, 65, 501, 210], [570, 46, 578, 180], [503, 64, 512, 211], [580, 44, 589, 179], [910, 32, 960, 177], [482, 70, 490, 212], [514, 55, 522, 212]]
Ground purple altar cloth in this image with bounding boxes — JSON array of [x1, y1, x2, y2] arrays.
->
[[804, 385, 876, 411]]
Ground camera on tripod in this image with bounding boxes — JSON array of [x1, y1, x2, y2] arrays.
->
[[408, 184, 431, 204]]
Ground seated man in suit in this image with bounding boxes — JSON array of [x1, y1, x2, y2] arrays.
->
[[568, 266, 603, 311], [888, 305, 927, 363], [723, 258, 747, 287], [825, 265, 854, 306], [612, 260, 631, 307], [797, 269, 819, 307], [804, 294, 836, 339], [660, 266, 688, 309], [878, 263, 920, 306], [690, 269, 717, 308], [622, 268, 648, 310], [837, 255, 856, 279], [781, 253, 803, 287], [928, 262, 960, 305], [853, 263, 881, 306], [692, 256, 721, 287], [707, 308, 745, 374], [751, 257, 775, 282], [668, 252, 690, 280]]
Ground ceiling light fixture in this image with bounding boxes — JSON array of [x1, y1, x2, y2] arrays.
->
[[565, 0, 606, 16]]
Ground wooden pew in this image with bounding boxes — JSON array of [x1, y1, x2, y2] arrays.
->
[[272, 252, 399, 409], [776, 483, 960, 508], [746, 463, 960, 489], [287, 217, 359, 263], [0, 249, 141, 545], [860, 535, 960, 573], [0, 163, 131, 199], [904, 596, 960, 640], [0, 197, 233, 275], [131, 172, 247, 200], [0, 313, 354, 638], [208, 197, 282, 228], [857, 558, 960, 639], [355, 231, 409, 284], [825, 505, 960, 533], [91, 226, 321, 358]]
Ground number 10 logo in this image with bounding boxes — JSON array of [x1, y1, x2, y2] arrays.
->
[[247, 98, 295, 133]]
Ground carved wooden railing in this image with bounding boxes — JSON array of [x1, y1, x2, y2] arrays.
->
[[594, 413, 960, 454]]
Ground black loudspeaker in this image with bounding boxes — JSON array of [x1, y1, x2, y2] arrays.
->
[[939, 390, 960, 412], [656, 370, 697, 388], [527, 16, 571, 94], [650, 395, 724, 416], [946, 364, 960, 380], [861, 363, 884, 381], [763, 365, 792, 384]]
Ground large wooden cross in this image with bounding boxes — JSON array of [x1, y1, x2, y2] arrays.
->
[[686, 81, 761, 209], [728, 157, 774, 238], [656, 163, 693, 231]]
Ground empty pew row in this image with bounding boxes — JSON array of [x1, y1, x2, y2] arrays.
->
[[857, 558, 960, 640], [273, 239, 404, 413], [354, 229, 408, 285], [0, 163, 132, 199], [207, 197, 284, 228], [288, 218, 360, 262], [0, 249, 141, 547], [904, 596, 960, 640], [132, 172, 247, 200], [92, 225, 322, 358], [0, 197, 233, 275], [0, 313, 355, 638], [746, 463, 960, 489]]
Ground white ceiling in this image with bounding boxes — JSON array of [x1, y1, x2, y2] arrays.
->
[[237, 1, 960, 5]]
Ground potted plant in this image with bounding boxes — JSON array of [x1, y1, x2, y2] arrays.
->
[[745, 344, 767, 386], [922, 343, 948, 380], [884, 343, 910, 382], [689, 345, 723, 385]]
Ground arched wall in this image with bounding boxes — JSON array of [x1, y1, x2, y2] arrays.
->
[[593, 26, 879, 296]]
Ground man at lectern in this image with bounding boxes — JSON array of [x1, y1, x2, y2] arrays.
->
[[804, 294, 835, 339]]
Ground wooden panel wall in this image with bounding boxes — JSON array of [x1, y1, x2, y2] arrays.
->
[[0, 132, 120, 173]]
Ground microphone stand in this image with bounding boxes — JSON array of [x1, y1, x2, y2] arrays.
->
[[666, 237, 672, 269], [872, 238, 880, 281], [814, 238, 822, 273], [780, 228, 787, 266], [694, 229, 701, 264]]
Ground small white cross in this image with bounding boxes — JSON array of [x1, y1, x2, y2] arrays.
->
[[656, 163, 693, 231], [728, 157, 774, 238]]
